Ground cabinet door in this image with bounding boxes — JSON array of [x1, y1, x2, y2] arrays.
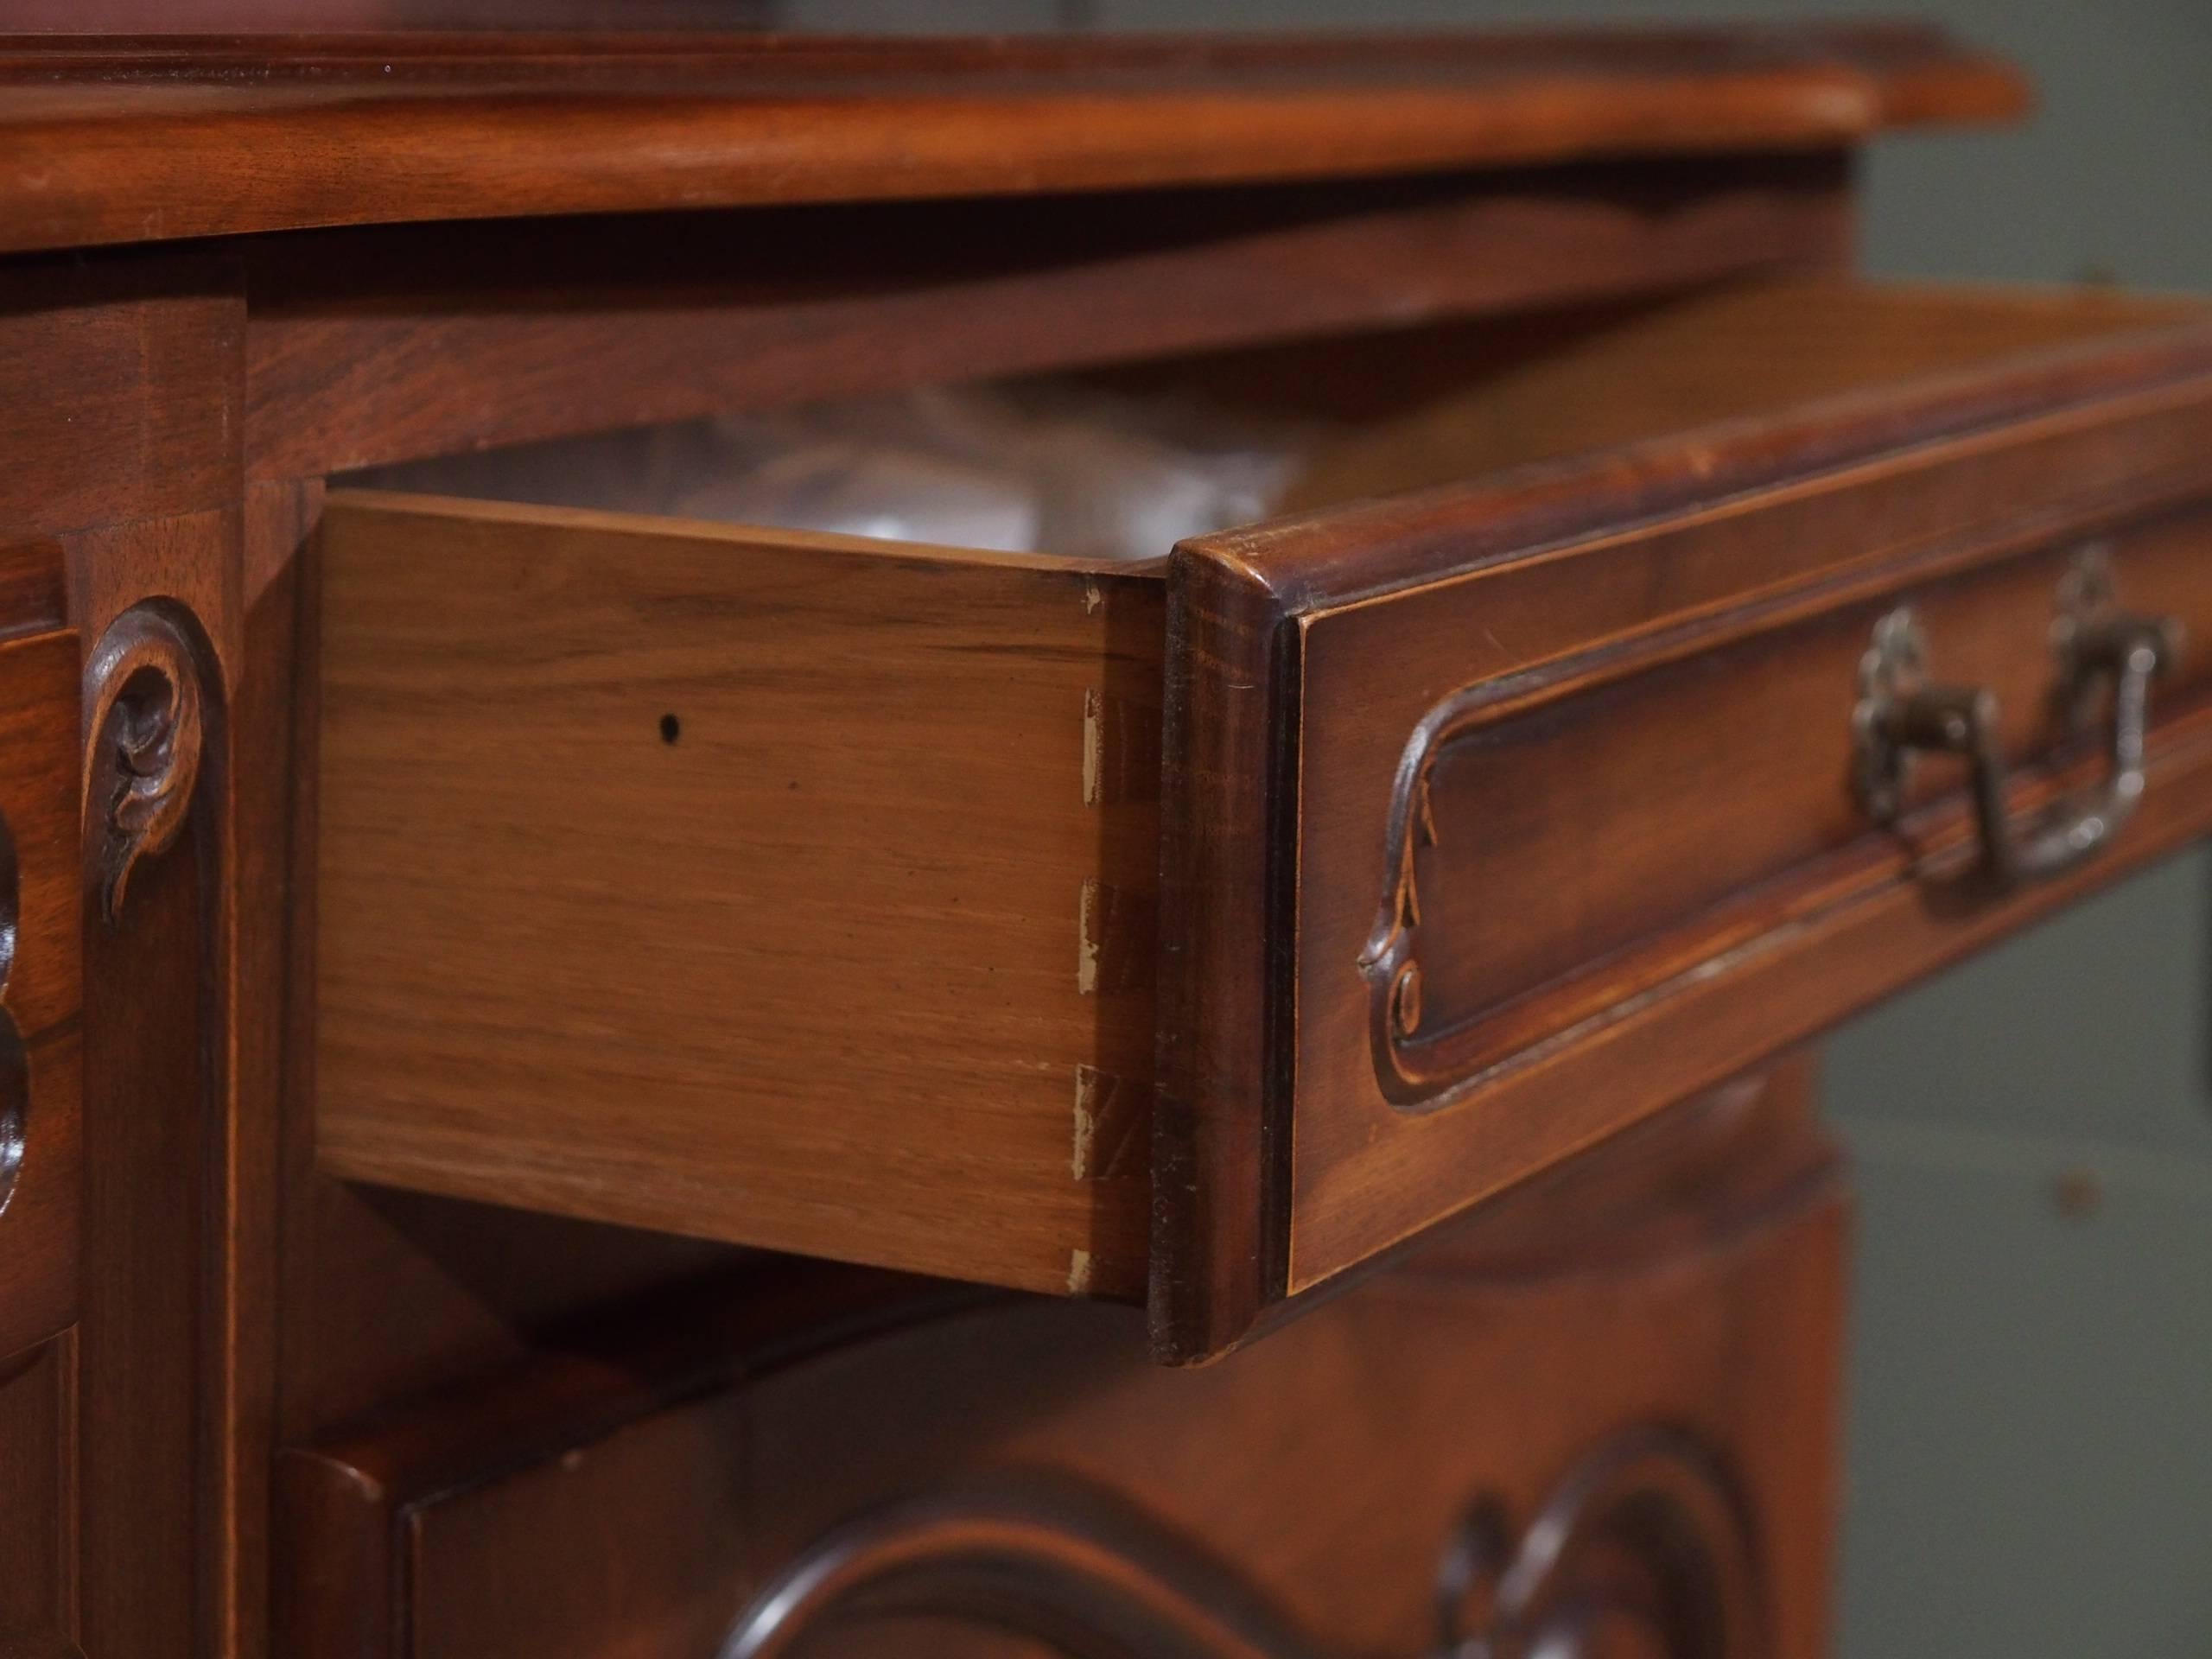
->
[[0, 609, 85, 1655], [279, 1062, 1844, 1659]]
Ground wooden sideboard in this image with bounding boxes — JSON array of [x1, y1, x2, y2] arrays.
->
[[0, 23, 2197, 1658]]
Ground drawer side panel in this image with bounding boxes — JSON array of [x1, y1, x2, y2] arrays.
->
[[313, 495, 1163, 1299]]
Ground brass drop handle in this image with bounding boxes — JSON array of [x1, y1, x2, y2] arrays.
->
[[1853, 549, 2182, 889]]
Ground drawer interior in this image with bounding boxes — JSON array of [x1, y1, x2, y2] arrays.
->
[[348, 279, 2199, 561], [315, 278, 2209, 1315]]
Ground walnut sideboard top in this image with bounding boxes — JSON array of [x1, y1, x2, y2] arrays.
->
[[0, 25, 2024, 251], [1, 22, 2196, 1659]]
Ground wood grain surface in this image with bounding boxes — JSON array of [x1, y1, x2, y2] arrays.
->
[[0, 1333, 79, 1651], [314, 495, 1163, 1300], [0, 263, 241, 542], [244, 154, 1853, 480], [0, 629, 86, 1369], [0, 24, 2022, 255], [0, 254, 243, 1659]]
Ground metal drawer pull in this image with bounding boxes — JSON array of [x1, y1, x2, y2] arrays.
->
[[1853, 548, 2182, 887]]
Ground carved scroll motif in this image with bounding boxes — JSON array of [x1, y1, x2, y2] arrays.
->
[[1357, 677, 1497, 1112], [1357, 656, 1636, 1113], [1429, 1428, 1764, 1659], [83, 602, 207, 923], [721, 1429, 1761, 1659], [720, 1480, 1327, 1659]]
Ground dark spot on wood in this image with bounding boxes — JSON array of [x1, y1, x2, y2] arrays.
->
[[2051, 1166, 2102, 1221]]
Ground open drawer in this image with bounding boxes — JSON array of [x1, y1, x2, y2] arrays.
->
[[313, 279, 2212, 1359]]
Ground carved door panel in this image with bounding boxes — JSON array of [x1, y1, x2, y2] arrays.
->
[[278, 1066, 1841, 1659], [719, 1432, 1761, 1659], [0, 614, 86, 1655]]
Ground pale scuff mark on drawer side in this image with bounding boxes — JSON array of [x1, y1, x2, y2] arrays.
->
[[1072, 1065, 1154, 1182]]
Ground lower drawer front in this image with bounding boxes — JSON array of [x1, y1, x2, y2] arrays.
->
[[277, 1071, 1846, 1659], [313, 280, 2212, 1358]]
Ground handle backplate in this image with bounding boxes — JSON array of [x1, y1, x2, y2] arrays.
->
[[1852, 545, 2181, 887]]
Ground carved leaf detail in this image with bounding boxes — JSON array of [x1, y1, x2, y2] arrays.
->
[[83, 603, 207, 924]]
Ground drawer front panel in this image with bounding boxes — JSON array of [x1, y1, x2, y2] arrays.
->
[[1160, 320, 2212, 1357], [1339, 506, 2212, 1103]]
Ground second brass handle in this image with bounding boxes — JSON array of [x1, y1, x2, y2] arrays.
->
[[1853, 552, 2182, 889]]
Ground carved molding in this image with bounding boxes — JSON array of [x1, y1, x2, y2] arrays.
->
[[721, 1479, 1327, 1659], [82, 602, 207, 923], [721, 1429, 1762, 1659], [1357, 672, 1531, 1113], [1430, 1428, 1763, 1659], [0, 806, 19, 1217]]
